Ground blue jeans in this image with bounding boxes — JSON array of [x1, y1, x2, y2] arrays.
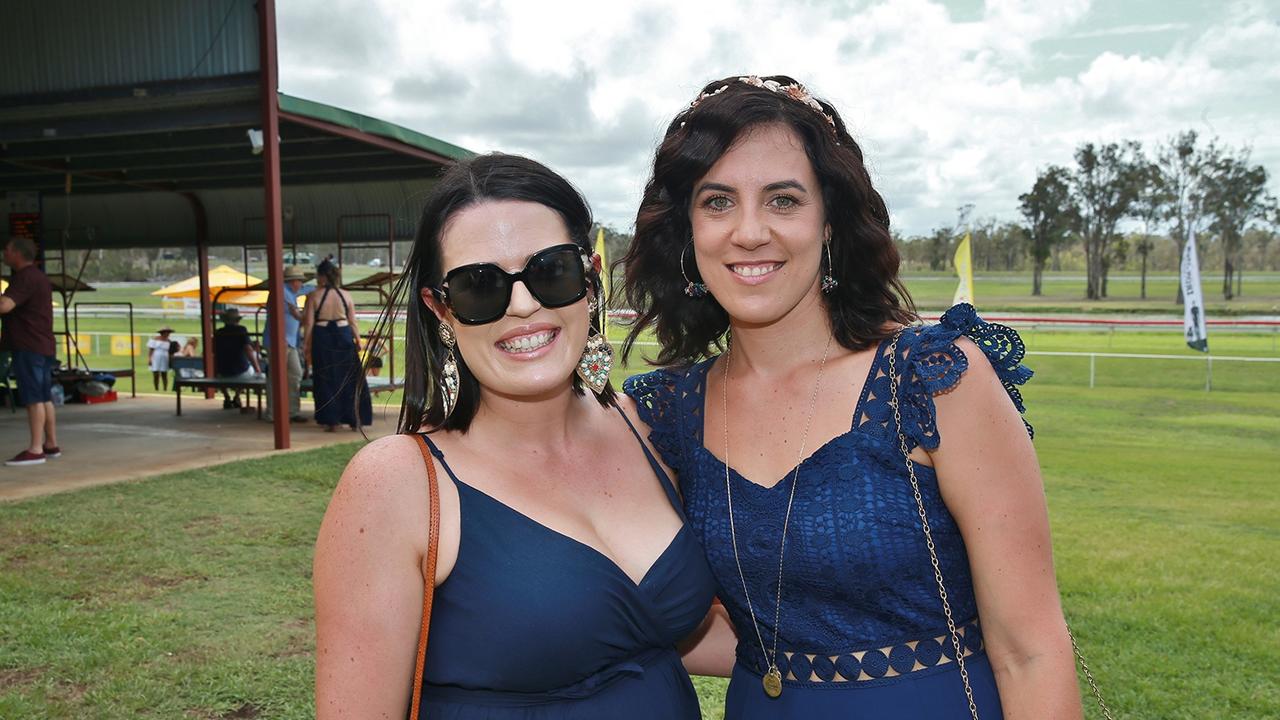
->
[[13, 350, 54, 405]]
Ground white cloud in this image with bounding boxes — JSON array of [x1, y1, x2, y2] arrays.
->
[[276, 0, 1279, 236], [1068, 22, 1190, 39]]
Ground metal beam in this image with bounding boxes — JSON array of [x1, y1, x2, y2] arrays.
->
[[259, 0, 289, 450], [0, 104, 261, 144], [0, 125, 336, 162], [189, 194, 216, 402], [279, 110, 456, 166]]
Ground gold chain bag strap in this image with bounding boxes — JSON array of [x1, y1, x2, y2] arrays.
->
[[408, 435, 442, 720], [885, 331, 1115, 720]]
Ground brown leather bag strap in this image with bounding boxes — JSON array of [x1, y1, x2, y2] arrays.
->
[[408, 434, 441, 720]]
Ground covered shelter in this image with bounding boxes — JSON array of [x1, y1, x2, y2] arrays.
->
[[0, 0, 473, 448]]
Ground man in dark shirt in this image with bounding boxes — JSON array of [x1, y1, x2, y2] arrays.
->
[[212, 308, 261, 409], [0, 237, 60, 466]]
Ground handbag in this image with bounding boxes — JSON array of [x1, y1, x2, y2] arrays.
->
[[885, 330, 1115, 720], [408, 434, 442, 720]]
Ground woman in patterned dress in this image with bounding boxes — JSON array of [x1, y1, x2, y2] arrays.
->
[[619, 75, 1083, 719]]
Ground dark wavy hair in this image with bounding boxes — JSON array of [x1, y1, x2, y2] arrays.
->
[[619, 74, 916, 366], [370, 153, 614, 435], [315, 258, 341, 287]]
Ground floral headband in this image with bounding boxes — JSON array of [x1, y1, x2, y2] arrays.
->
[[686, 76, 837, 130]]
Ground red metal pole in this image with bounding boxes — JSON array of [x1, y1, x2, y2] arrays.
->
[[259, 0, 289, 450], [184, 193, 216, 400]]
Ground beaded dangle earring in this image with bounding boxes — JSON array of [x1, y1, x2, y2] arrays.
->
[[576, 296, 614, 395], [821, 240, 839, 294], [681, 241, 709, 298], [437, 322, 460, 418]]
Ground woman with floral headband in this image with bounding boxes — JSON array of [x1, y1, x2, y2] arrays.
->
[[621, 75, 1083, 718]]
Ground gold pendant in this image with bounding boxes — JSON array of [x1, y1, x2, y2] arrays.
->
[[762, 666, 783, 698]]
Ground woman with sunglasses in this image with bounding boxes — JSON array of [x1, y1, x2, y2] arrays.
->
[[313, 154, 716, 719], [621, 76, 1082, 718]]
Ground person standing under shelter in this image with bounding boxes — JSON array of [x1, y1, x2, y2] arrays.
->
[[0, 237, 60, 466], [147, 327, 174, 391], [213, 307, 261, 410], [264, 265, 313, 423]]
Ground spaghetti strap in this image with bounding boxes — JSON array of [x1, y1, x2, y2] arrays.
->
[[614, 404, 685, 516], [417, 433, 464, 486]]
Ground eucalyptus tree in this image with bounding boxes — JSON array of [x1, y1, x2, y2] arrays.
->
[[1202, 147, 1272, 299], [1071, 141, 1144, 299], [1131, 159, 1173, 299], [1019, 165, 1076, 296], [1157, 131, 1218, 304]]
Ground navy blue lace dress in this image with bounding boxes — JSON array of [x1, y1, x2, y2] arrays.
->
[[625, 305, 1033, 718]]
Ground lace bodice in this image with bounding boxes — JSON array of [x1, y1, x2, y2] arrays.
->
[[625, 304, 1034, 672]]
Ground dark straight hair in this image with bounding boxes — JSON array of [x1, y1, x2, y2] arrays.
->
[[369, 153, 614, 435], [619, 74, 916, 366]]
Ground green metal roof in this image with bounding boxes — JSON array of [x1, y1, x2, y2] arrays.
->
[[278, 94, 474, 164]]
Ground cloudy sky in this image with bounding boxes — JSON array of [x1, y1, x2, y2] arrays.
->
[[276, 0, 1279, 237]]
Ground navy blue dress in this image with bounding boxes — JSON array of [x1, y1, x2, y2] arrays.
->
[[625, 305, 1033, 718], [414, 407, 717, 719], [310, 288, 372, 428]]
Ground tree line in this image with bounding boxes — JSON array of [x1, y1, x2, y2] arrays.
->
[[897, 131, 1277, 301]]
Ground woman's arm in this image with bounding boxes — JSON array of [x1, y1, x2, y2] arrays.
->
[[929, 338, 1083, 720], [678, 601, 738, 677], [314, 435, 437, 719], [301, 293, 316, 365]]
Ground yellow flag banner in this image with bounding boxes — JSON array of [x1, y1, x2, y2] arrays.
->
[[111, 334, 139, 356], [593, 228, 610, 338], [594, 227, 609, 302], [952, 232, 974, 306]]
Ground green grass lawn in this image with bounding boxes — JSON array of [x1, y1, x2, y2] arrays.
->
[[2, 359, 1278, 717], [903, 270, 1280, 314]]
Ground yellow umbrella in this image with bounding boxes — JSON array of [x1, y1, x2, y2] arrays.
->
[[151, 265, 262, 299], [219, 290, 271, 306]]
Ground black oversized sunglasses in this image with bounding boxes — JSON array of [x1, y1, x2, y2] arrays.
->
[[432, 243, 590, 325]]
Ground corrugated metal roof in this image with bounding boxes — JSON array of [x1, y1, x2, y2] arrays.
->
[[0, 0, 259, 97]]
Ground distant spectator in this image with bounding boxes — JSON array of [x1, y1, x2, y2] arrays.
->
[[264, 265, 313, 423], [0, 237, 60, 465], [178, 336, 199, 357], [213, 308, 260, 410], [147, 327, 174, 391]]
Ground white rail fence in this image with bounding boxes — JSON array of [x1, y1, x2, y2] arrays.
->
[[623, 341, 1278, 393]]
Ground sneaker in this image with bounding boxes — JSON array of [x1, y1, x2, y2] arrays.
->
[[223, 398, 235, 409], [6, 450, 46, 466], [42, 446, 62, 459], [289, 415, 309, 424]]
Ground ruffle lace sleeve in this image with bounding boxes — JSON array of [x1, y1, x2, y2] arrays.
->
[[623, 369, 688, 474], [897, 303, 1034, 451]]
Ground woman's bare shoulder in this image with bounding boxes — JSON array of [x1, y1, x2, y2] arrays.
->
[[332, 434, 432, 517]]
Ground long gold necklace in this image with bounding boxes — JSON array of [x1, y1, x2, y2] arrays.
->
[[722, 334, 834, 699]]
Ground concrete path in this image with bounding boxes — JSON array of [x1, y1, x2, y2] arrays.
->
[[0, 393, 397, 502]]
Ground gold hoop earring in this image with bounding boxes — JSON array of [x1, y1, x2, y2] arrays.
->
[[437, 323, 460, 418], [577, 296, 614, 395]]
